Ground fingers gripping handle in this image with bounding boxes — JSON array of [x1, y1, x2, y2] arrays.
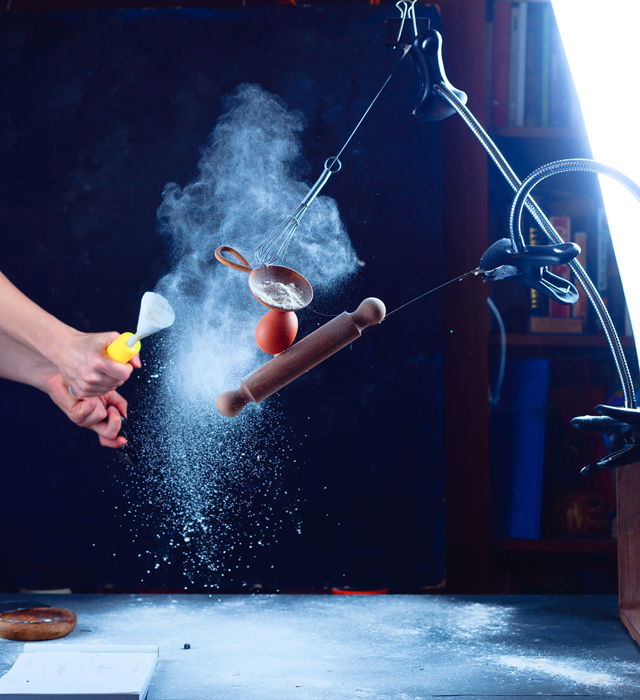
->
[[68, 332, 139, 396], [216, 298, 386, 417]]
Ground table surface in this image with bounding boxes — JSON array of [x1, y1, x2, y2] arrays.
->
[[0, 594, 639, 699]]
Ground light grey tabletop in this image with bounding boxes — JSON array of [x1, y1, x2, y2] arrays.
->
[[0, 594, 639, 699]]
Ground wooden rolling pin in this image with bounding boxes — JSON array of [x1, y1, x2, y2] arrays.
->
[[216, 297, 386, 417]]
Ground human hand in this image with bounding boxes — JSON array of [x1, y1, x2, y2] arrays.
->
[[44, 372, 131, 448], [52, 331, 141, 398]]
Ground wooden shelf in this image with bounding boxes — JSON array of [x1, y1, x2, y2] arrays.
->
[[490, 333, 636, 349], [492, 538, 617, 555]]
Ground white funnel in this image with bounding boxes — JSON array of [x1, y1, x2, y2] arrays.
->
[[128, 292, 175, 347]]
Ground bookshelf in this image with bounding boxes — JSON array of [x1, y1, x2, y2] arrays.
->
[[422, 0, 640, 641], [483, 0, 635, 593]]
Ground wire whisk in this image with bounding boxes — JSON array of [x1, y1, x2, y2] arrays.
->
[[254, 157, 342, 267], [253, 17, 412, 268]]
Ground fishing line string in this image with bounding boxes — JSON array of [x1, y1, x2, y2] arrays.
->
[[309, 268, 482, 319]]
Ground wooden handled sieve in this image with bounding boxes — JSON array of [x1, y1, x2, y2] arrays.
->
[[214, 246, 313, 312]]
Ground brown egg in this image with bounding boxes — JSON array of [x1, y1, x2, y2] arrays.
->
[[255, 310, 298, 355]]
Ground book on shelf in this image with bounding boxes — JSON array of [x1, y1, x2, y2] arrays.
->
[[490, 0, 511, 127], [572, 230, 589, 325], [527, 224, 582, 333], [547, 8, 564, 128], [542, 191, 610, 333], [523, 2, 544, 127], [539, 2, 552, 127], [529, 316, 583, 334], [525, 197, 627, 336], [581, 205, 626, 336], [595, 206, 609, 317], [507, 2, 527, 127], [491, 357, 550, 539], [491, 0, 581, 129]]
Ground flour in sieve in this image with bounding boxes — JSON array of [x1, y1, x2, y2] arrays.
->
[[253, 280, 306, 309]]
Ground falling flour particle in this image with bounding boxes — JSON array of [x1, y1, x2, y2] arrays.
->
[[253, 280, 305, 309]]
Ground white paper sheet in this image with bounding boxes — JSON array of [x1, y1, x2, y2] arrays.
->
[[0, 645, 158, 699]]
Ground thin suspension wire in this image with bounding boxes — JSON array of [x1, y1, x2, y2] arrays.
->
[[333, 46, 410, 164], [434, 83, 635, 410], [255, 45, 410, 267], [308, 269, 480, 320], [385, 269, 479, 317]]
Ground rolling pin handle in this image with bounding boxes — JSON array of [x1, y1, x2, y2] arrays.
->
[[351, 298, 386, 330], [216, 385, 253, 418]]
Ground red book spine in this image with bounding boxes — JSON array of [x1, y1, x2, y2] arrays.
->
[[572, 231, 588, 324]]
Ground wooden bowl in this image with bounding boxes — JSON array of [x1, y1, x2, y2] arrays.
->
[[0, 607, 77, 641]]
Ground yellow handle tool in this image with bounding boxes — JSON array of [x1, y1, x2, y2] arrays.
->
[[105, 292, 175, 364], [106, 332, 142, 364]]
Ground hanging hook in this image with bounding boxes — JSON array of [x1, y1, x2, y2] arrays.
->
[[395, 1, 408, 44], [386, 1, 430, 49], [407, 0, 419, 37]]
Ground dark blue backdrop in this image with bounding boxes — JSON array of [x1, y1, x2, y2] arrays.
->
[[0, 4, 445, 591]]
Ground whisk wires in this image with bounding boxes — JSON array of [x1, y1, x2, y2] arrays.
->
[[255, 203, 307, 268], [254, 42, 411, 267]]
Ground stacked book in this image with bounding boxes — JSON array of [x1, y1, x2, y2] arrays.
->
[[491, 0, 581, 128], [528, 211, 613, 334]]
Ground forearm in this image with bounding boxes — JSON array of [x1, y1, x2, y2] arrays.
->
[[0, 271, 136, 397], [0, 271, 76, 367], [0, 331, 57, 393], [0, 331, 129, 448]]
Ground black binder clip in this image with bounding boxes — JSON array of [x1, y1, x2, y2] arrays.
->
[[385, 4, 467, 123], [385, 13, 431, 49], [571, 404, 640, 475], [479, 237, 581, 305]]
